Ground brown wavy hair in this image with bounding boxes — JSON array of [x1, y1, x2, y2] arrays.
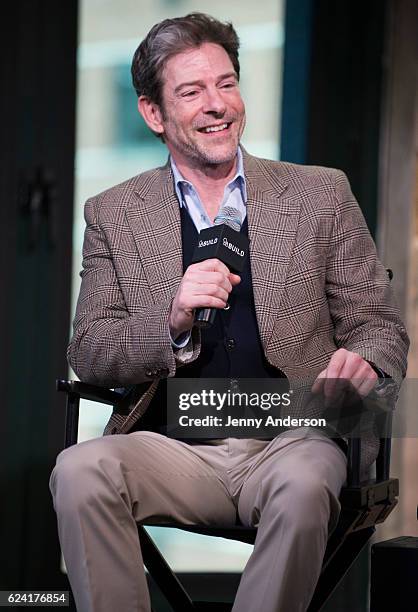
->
[[131, 12, 240, 109]]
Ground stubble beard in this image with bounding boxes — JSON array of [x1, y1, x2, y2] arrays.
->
[[167, 114, 246, 169], [189, 140, 238, 166]]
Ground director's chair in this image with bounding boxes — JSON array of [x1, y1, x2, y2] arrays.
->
[[56, 378, 398, 611]]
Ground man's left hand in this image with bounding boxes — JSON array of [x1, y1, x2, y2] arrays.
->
[[312, 348, 377, 405]]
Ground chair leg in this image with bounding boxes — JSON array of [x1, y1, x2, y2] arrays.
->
[[307, 526, 375, 611], [64, 392, 80, 448], [138, 526, 197, 612]]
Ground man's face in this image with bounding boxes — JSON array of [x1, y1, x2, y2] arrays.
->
[[151, 43, 246, 168]]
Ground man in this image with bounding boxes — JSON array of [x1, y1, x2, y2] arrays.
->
[[50, 13, 408, 612]]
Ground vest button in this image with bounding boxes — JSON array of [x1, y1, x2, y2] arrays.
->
[[226, 338, 236, 351], [230, 378, 240, 392]]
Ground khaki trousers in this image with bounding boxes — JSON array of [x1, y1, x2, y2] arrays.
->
[[50, 430, 347, 612]]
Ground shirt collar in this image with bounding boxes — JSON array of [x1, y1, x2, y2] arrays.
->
[[170, 146, 247, 206]]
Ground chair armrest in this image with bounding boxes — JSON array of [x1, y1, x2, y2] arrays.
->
[[56, 379, 128, 448], [56, 379, 125, 406], [343, 268, 393, 486]]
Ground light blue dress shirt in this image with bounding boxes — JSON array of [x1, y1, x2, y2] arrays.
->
[[169, 147, 248, 348], [170, 146, 247, 232]]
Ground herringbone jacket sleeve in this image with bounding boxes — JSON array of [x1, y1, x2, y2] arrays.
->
[[67, 194, 193, 387], [326, 170, 409, 385]]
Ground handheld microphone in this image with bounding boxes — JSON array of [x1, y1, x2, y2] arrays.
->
[[193, 206, 249, 328]]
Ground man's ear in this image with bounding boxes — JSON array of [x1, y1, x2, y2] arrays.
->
[[137, 96, 164, 136]]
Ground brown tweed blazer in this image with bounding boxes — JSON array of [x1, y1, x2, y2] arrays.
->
[[68, 150, 409, 467]]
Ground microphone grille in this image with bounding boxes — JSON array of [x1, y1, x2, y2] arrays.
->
[[214, 206, 243, 231]]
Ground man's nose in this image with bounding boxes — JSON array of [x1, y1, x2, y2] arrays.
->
[[202, 87, 226, 115]]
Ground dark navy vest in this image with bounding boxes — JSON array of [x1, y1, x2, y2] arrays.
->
[[176, 206, 281, 379], [135, 206, 283, 433]]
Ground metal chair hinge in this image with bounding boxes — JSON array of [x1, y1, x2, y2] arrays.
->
[[367, 489, 376, 507], [388, 481, 397, 502]]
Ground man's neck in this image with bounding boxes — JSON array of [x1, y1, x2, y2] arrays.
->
[[170, 151, 239, 221]]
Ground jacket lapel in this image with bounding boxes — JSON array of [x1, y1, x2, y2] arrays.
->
[[126, 162, 184, 303], [243, 152, 300, 348], [125, 152, 300, 348]]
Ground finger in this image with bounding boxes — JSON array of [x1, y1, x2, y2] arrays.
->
[[178, 284, 229, 310], [312, 369, 327, 394], [324, 349, 347, 378], [323, 349, 347, 401], [195, 283, 230, 302], [356, 377, 377, 397], [338, 351, 367, 380], [187, 294, 227, 310], [333, 354, 363, 404], [187, 271, 233, 293], [324, 381, 346, 408], [189, 258, 230, 275], [339, 356, 377, 395]]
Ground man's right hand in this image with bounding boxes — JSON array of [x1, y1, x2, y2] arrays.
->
[[169, 258, 241, 341]]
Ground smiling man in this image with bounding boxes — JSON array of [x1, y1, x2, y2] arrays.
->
[[141, 42, 246, 167], [50, 13, 408, 612]]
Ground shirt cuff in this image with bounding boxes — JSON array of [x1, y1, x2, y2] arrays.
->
[[170, 329, 191, 349]]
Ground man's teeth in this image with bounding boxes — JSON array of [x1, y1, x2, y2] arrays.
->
[[203, 123, 228, 133]]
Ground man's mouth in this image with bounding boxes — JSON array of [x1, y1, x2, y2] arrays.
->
[[197, 122, 231, 134]]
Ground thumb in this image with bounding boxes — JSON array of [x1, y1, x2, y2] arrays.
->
[[312, 369, 327, 394], [230, 273, 241, 285]]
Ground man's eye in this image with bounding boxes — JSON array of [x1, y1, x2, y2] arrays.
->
[[183, 90, 198, 97], [221, 82, 235, 89]]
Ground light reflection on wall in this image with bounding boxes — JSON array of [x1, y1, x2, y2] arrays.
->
[[72, 0, 285, 572]]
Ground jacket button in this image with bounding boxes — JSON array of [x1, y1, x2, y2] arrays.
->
[[226, 338, 236, 351], [145, 370, 152, 377], [230, 378, 240, 392]]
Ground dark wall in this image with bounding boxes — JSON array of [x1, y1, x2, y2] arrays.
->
[[282, 0, 387, 237], [0, 0, 78, 592], [281, 2, 390, 610], [308, 0, 386, 235]]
